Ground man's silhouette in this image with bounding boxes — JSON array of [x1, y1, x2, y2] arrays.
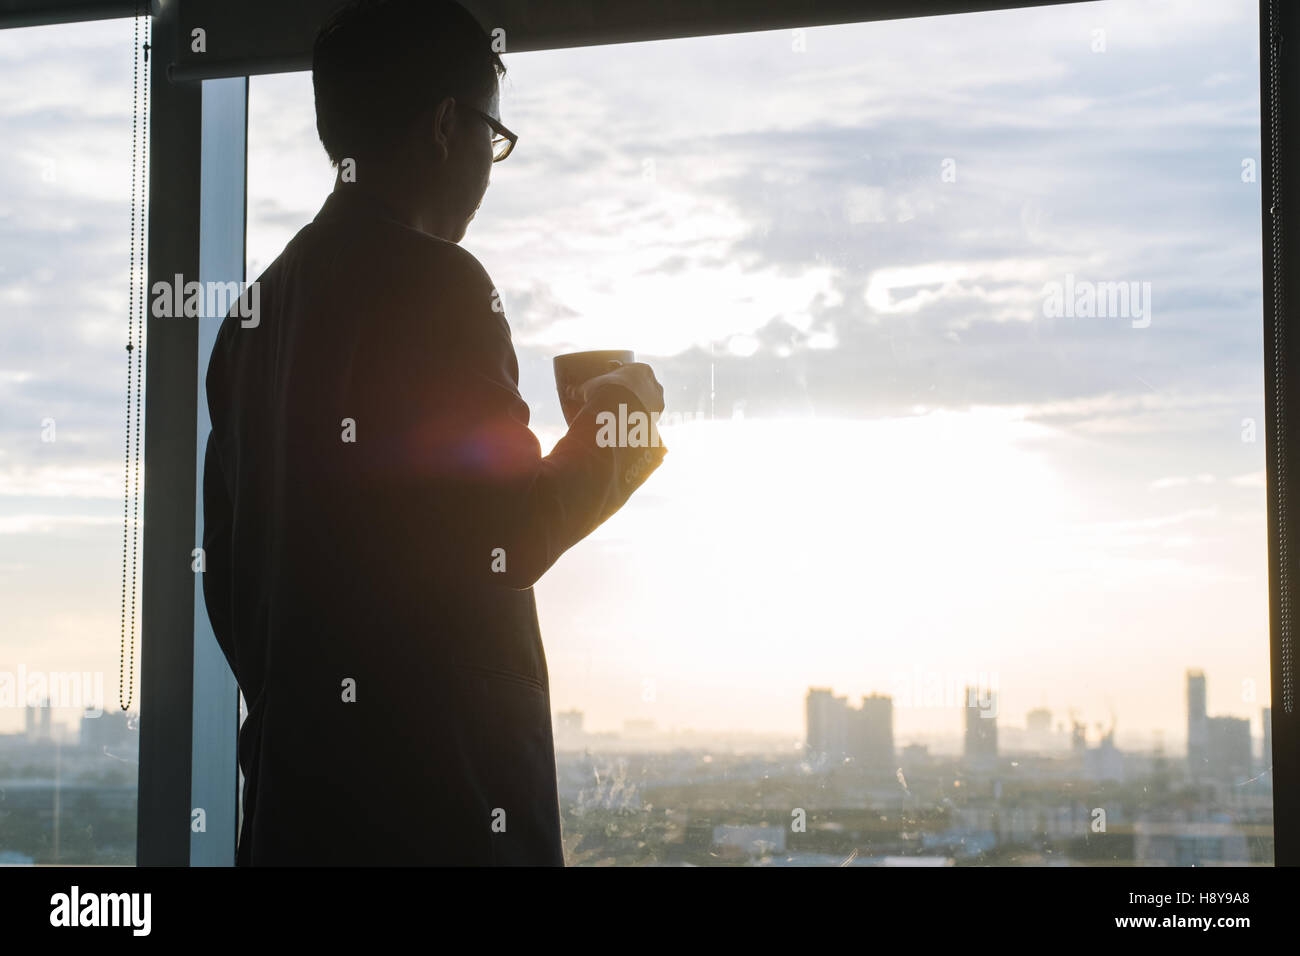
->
[[202, 0, 666, 865]]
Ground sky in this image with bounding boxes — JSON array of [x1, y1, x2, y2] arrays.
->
[[0, 0, 1271, 749]]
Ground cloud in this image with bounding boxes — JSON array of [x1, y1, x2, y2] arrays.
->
[[1149, 474, 1217, 490], [0, 513, 120, 535]]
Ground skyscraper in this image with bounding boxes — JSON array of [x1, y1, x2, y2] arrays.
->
[[848, 694, 894, 768], [1263, 706, 1272, 775], [806, 689, 898, 768], [1187, 669, 1208, 774], [79, 708, 133, 751], [24, 697, 51, 742], [805, 688, 849, 759], [1207, 716, 1251, 781], [964, 686, 998, 760]]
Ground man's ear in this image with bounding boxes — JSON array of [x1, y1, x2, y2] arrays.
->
[[424, 97, 456, 164]]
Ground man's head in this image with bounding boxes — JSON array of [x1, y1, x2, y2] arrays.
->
[[313, 0, 508, 241]]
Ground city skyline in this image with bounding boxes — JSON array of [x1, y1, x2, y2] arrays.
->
[[3, 655, 1275, 757]]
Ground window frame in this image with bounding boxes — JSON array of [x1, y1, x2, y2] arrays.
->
[[2, 0, 1290, 866]]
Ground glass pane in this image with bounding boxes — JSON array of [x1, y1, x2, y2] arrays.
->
[[246, 0, 1269, 865], [0, 18, 144, 864]]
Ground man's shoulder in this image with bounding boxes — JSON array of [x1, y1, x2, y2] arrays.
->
[[403, 231, 497, 308], [386, 235, 503, 343], [306, 210, 491, 280], [292, 219, 497, 334], [210, 211, 504, 369]]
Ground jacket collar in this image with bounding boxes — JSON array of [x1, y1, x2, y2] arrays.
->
[[313, 186, 411, 228]]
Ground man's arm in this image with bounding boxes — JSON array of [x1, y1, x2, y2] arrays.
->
[[363, 246, 666, 590], [462, 308, 665, 588]]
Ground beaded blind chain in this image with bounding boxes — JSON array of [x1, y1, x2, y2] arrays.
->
[[120, 3, 149, 715]]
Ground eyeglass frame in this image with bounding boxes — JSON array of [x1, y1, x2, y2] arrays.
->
[[465, 105, 517, 162]]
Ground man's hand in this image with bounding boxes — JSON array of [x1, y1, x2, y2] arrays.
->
[[573, 361, 665, 416]]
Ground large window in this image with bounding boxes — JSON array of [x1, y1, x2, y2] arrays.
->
[[0, 17, 142, 865], [255, 0, 1265, 865]]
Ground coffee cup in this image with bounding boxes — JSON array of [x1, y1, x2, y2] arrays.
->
[[553, 349, 635, 424]]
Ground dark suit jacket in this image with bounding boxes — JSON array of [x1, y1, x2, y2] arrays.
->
[[201, 186, 665, 865]]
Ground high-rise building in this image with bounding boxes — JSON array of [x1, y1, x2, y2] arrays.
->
[[806, 689, 897, 767], [1084, 728, 1125, 781], [805, 688, 849, 759], [964, 686, 998, 760], [1026, 708, 1052, 736], [1187, 669, 1208, 772], [24, 698, 51, 742], [1207, 716, 1251, 781], [1185, 671, 1259, 781], [1263, 707, 1272, 775], [79, 708, 134, 752], [848, 694, 894, 768]]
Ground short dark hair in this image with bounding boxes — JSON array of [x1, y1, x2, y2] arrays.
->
[[312, 0, 507, 167]]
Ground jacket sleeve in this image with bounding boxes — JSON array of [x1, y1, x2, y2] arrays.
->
[[360, 246, 667, 591]]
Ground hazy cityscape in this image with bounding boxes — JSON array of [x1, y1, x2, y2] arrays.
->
[[0, 707, 137, 864], [0, 665, 1272, 865], [0, 0, 1272, 872], [553, 667, 1272, 866]]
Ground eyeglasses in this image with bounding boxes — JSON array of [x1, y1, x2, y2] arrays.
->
[[466, 106, 517, 162]]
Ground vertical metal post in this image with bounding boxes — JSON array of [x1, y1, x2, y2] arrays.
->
[[137, 0, 201, 866]]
